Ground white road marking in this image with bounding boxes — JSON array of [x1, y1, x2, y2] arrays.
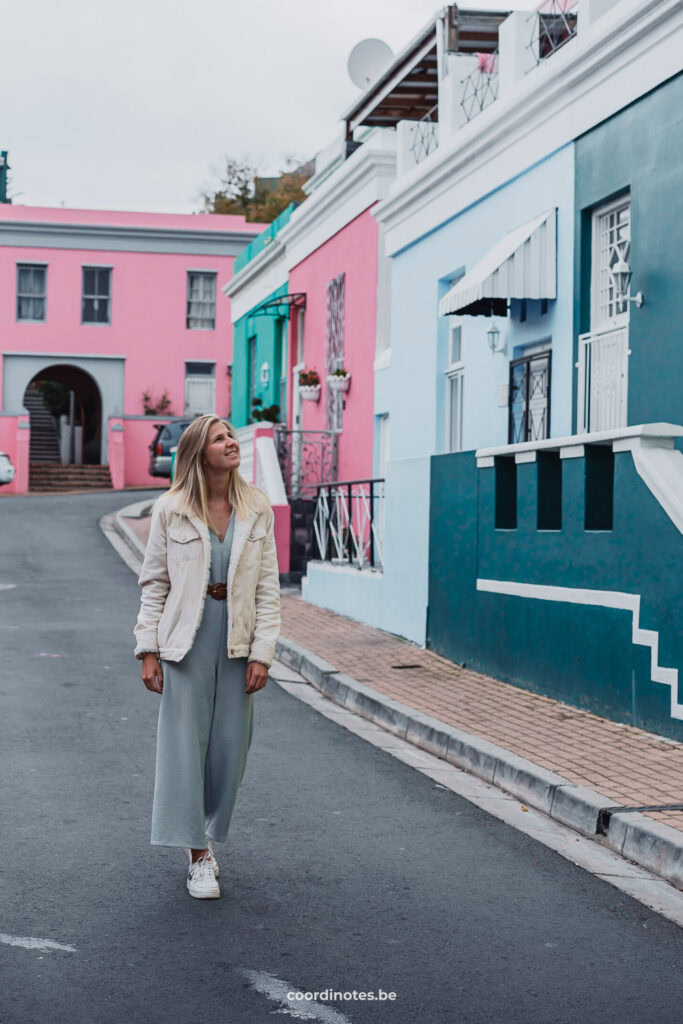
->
[[0, 933, 76, 953], [271, 667, 683, 929], [239, 969, 352, 1022], [0, 583, 17, 590]]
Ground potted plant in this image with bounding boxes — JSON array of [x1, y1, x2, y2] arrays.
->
[[251, 397, 280, 423], [327, 367, 351, 393], [299, 368, 321, 401]]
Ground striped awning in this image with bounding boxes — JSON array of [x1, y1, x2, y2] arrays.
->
[[439, 209, 557, 317]]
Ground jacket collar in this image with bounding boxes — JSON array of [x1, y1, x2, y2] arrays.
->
[[164, 491, 259, 593]]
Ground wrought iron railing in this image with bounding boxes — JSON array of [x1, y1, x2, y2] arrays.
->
[[527, 0, 578, 67], [460, 52, 499, 123], [409, 105, 439, 165], [576, 323, 629, 434], [274, 426, 338, 499], [313, 478, 385, 571]]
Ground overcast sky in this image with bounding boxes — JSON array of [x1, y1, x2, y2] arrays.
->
[[3, 0, 534, 214]]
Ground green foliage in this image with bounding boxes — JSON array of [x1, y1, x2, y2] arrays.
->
[[142, 389, 174, 416], [200, 154, 313, 224]]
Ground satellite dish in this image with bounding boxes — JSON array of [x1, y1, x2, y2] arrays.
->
[[347, 39, 394, 90]]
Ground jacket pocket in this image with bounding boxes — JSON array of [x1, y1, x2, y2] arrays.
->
[[167, 524, 202, 564]]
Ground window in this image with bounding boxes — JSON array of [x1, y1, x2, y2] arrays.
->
[[82, 267, 111, 324], [591, 197, 631, 327], [185, 362, 215, 415], [186, 271, 216, 329], [445, 322, 464, 452], [508, 348, 551, 443], [17, 264, 47, 321]]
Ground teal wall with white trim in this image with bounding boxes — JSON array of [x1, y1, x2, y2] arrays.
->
[[428, 447, 683, 741]]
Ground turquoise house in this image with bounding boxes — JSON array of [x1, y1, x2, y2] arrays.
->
[[228, 205, 296, 427]]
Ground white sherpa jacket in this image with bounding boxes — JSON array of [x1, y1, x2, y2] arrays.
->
[[133, 491, 281, 667]]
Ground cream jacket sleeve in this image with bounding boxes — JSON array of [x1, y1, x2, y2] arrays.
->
[[133, 501, 170, 658], [248, 506, 281, 668]]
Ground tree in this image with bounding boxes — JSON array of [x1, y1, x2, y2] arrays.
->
[[200, 154, 313, 224]]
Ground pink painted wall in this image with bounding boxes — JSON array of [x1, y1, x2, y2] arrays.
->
[[287, 206, 378, 485], [0, 206, 263, 491]]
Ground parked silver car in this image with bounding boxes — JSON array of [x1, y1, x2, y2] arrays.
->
[[148, 420, 191, 478], [0, 451, 15, 486]]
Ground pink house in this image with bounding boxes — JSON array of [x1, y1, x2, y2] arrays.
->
[[0, 205, 263, 495], [287, 206, 379, 486]]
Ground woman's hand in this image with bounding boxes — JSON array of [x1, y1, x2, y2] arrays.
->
[[141, 653, 164, 694], [246, 661, 268, 694]]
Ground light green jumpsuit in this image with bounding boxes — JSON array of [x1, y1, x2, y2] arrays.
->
[[150, 511, 254, 848]]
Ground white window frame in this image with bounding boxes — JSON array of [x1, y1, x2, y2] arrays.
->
[[590, 195, 631, 331], [186, 271, 217, 330], [444, 320, 464, 453], [82, 265, 112, 325], [16, 262, 47, 322]]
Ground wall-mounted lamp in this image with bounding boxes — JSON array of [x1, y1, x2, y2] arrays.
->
[[613, 256, 644, 308], [487, 319, 506, 355], [260, 361, 270, 386]]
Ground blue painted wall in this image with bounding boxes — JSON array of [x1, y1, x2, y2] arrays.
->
[[574, 73, 683, 430], [428, 447, 683, 741]]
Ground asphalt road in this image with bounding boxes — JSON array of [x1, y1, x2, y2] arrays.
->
[[0, 490, 681, 1024]]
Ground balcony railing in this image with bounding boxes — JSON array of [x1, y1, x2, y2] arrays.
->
[[527, 0, 578, 67], [576, 323, 630, 434], [274, 426, 338, 499], [313, 478, 385, 571], [460, 52, 499, 123], [409, 105, 439, 165]]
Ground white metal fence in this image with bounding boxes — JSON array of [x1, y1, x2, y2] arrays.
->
[[576, 324, 630, 434]]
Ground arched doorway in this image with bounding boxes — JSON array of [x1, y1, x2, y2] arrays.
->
[[23, 365, 103, 465]]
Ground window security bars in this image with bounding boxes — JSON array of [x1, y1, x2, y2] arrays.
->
[[187, 271, 217, 329], [274, 427, 338, 500], [409, 105, 439, 164], [576, 324, 629, 434], [16, 264, 46, 321], [527, 0, 578, 67], [508, 351, 551, 444], [82, 267, 111, 324], [593, 200, 631, 326], [313, 479, 385, 571], [460, 53, 499, 123]]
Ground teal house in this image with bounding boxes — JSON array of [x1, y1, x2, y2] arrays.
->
[[226, 205, 297, 428]]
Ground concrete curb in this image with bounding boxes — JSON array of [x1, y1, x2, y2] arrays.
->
[[109, 500, 683, 892], [275, 635, 683, 892]]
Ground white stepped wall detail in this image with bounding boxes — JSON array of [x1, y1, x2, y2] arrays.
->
[[476, 579, 682, 720]]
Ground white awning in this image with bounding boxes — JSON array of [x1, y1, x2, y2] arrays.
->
[[439, 209, 557, 318]]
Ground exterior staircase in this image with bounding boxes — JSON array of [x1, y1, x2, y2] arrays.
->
[[23, 388, 61, 462], [28, 463, 113, 492]]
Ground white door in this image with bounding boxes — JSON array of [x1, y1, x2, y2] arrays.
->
[[185, 376, 215, 416], [291, 361, 304, 498], [580, 197, 631, 432]]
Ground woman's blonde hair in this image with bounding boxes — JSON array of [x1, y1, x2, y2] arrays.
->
[[153, 414, 268, 530]]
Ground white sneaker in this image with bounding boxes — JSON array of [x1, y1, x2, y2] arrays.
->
[[186, 854, 220, 899], [184, 841, 219, 877]]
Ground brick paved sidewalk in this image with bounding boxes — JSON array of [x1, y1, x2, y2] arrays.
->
[[126, 510, 683, 833]]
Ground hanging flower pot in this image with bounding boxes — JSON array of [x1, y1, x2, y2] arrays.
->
[[327, 370, 351, 393], [298, 368, 321, 401]]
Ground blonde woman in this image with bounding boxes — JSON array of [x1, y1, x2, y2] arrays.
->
[[134, 415, 280, 899]]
